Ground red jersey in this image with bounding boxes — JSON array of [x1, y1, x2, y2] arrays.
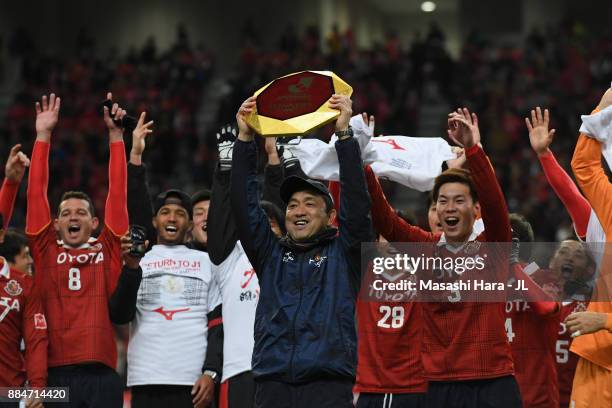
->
[[0, 259, 48, 388], [505, 299, 559, 408], [355, 290, 426, 393], [0, 178, 19, 227], [557, 300, 588, 407], [365, 145, 515, 381], [26, 140, 128, 369]]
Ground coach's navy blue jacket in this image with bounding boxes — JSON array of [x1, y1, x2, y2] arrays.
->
[[230, 136, 373, 383]]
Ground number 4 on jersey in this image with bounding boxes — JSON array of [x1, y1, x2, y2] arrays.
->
[[505, 317, 515, 343]]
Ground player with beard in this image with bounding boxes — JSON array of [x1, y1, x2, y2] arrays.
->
[[26, 93, 128, 407], [114, 111, 222, 408], [364, 108, 520, 408]]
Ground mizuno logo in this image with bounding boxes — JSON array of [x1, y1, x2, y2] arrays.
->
[[152, 306, 190, 321], [241, 269, 256, 289], [371, 139, 406, 151]]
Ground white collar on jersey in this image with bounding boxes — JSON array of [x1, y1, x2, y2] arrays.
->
[[437, 219, 484, 254], [0, 257, 10, 279], [57, 236, 97, 249]]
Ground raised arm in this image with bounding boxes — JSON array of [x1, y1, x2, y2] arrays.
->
[[208, 125, 241, 265], [331, 96, 374, 282], [26, 94, 60, 235], [103, 92, 129, 237], [262, 136, 286, 210], [449, 108, 511, 242], [0, 144, 29, 226], [230, 97, 279, 274], [127, 111, 156, 243], [526, 107, 591, 238], [571, 89, 612, 231]]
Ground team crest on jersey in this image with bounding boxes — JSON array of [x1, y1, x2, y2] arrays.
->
[[34, 313, 47, 329], [283, 251, 295, 263], [463, 241, 481, 255], [92, 243, 103, 251], [308, 254, 327, 268], [4, 279, 23, 296]]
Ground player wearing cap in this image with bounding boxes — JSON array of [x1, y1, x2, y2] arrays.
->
[[231, 94, 373, 408], [111, 189, 221, 408], [26, 93, 128, 407]]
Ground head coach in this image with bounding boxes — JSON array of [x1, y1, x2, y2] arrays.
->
[[230, 94, 374, 408]]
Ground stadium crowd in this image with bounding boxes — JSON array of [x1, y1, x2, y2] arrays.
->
[[0, 15, 611, 408]]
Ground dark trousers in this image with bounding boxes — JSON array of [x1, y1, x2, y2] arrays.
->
[[426, 375, 523, 408], [220, 371, 255, 408], [47, 363, 123, 408], [254, 378, 353, 408], [356, 392, 426, 408], [131, 385, 194, 408]]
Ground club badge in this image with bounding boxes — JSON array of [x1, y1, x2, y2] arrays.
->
[[4, 279, 23, 297]]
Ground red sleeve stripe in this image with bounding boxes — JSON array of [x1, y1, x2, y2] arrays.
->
[[208, 317, 222, 328]]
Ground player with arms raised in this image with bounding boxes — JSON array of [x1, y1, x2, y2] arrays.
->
[[26, 93, 129, 408]]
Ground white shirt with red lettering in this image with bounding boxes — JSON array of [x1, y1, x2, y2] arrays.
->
[[213, 242, 259, 381], [127, 245, 220, 386]]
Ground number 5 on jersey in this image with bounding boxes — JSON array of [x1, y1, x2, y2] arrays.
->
[[68, 267, 82, 291]]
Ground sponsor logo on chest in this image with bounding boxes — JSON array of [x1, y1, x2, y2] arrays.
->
[[56, 251, 104, 265]]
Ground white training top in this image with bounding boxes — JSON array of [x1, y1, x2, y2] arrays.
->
[[213, 242, 259, 382], [128, 244, 221, 386]]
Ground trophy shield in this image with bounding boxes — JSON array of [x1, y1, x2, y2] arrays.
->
[[246, 70, 352, 137]]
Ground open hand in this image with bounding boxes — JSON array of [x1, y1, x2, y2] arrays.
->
[[525, 107, 555, 156], [35, 93, 61, 141]]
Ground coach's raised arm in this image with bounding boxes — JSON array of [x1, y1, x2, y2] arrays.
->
[[230, 94, 373, 408]]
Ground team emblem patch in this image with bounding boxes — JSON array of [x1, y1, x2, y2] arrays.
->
[[463, 241, 481, 255], [34, 313, 47, 329], [4, 279, 23, 296]]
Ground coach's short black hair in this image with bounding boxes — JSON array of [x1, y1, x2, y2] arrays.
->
[[261, 200, 286, 234], [509, 213, 534, 262], [0, 228, 29, 263], [191, 189, 211, 206], [58, 191, 96, 217]]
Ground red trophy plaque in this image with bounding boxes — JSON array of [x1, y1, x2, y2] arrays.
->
[[246, 71, 352, 136]]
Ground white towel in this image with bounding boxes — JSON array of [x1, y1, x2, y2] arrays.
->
[[292, 115, 455, 192]]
